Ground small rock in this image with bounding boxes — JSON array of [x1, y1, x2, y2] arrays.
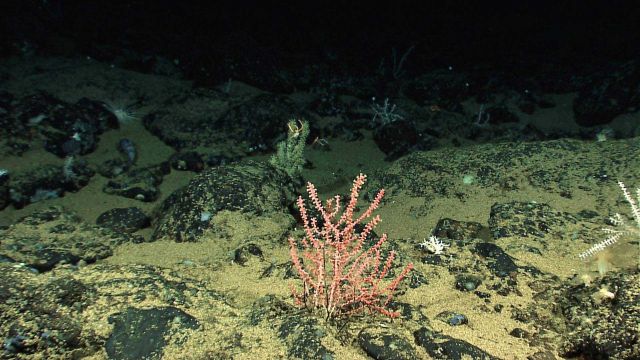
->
[[96, 207, 150, 233]]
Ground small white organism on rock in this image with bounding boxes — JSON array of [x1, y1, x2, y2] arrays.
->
[[419, 235, 450, 255], [592, 286, 616, 304]]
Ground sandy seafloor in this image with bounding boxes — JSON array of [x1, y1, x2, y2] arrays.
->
[[0, 55, 638, 359]]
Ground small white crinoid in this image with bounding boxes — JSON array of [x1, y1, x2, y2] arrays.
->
[[579, 181, 640, 262], [103, 101, 137, 124], [419, 235, 449, 255]]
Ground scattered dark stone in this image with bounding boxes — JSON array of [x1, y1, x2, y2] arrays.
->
[[494, 284, 514, 297], [3, 334, 29, 354], [96, 207, 151, 233], [455, 274, 483, 292], [421, 254, 445, 265], [372, 119, 420, 160], [3, 139, 31, 156], [277, 314, 334, 360], [436, 311, 469, 326], [408, 271, 429, 288], [7, 161, 94, 209], [248, 295, 345, 358], [233, 243, 264, 265], [204, 154, 237, 167], [432, 218, 485, 244], [170, 151, 205, 172], [488, 201, 574, 241], [575, 209, 599, 220], [49, 223, 77, 234], [103, 162, 170, 202], [390, 301, 415, 319], [259, 262, 276, 278], [0, 206, 144, 271], [44, 277, 93, 308], [8, 93, 118, 158], [144, 91, 302, 156], [0, 253, 14, 264], [474, 290, 491, 299], [97, 158, 133, 178], [414, 327, 502, 360], [509, 327, 530, 339], [248, 294, 296, 326], [519, 245, 544, 256], [473, 243, 518, 278], [152, 160, 295, 242], [357, 327, 419, 360], [106, 307, 199, 360]]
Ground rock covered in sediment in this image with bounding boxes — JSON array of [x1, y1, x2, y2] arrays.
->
[[0, 206, 143, 271], [96, 207, 151, 233], [152, 160, 296, 242]]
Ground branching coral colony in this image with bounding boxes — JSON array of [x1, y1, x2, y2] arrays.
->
[[288, 174, 413, 319]]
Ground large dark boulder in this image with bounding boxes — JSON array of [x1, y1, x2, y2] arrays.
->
[[152, 161, 295, 242]]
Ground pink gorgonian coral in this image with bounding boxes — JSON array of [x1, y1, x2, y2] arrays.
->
[[288, 173, 413, 319]]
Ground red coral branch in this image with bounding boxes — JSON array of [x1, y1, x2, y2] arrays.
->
[[288, 173, 413, 319]]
